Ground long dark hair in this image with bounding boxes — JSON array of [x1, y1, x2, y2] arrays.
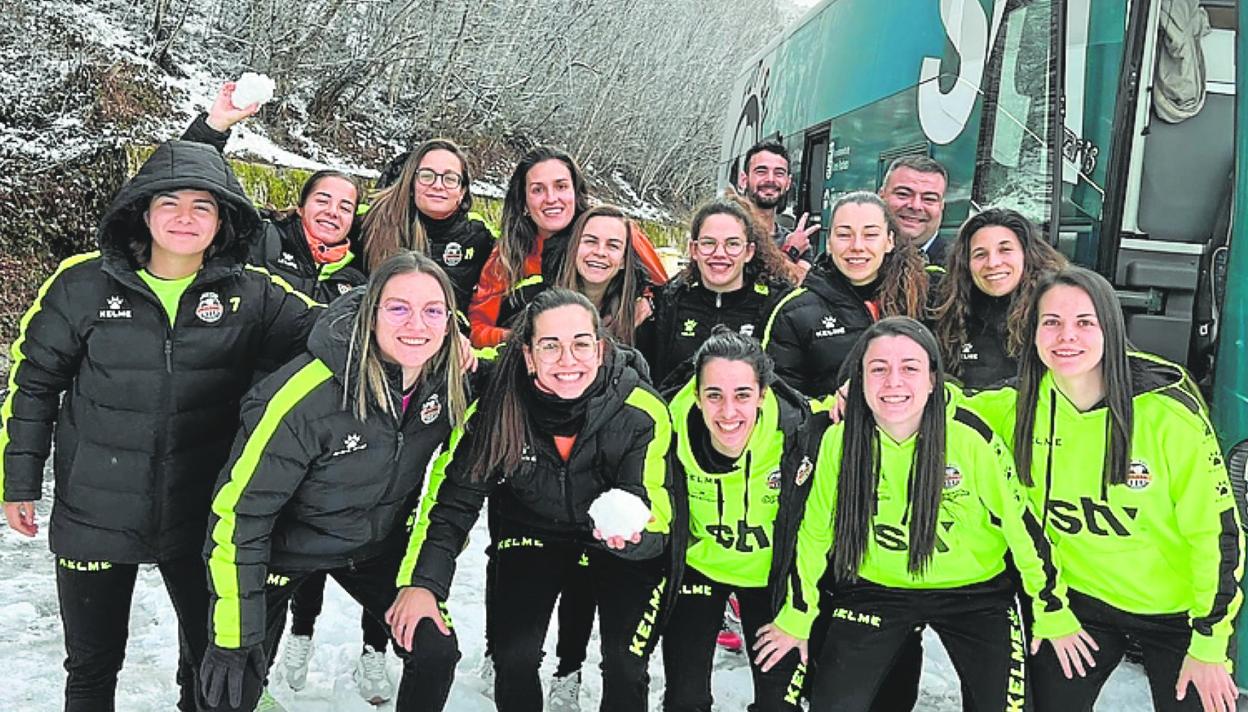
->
[[498, 147, 591, 289], [363, 139, 475, 271], [932, 207, 1067, 375], [464, 288, 603, 482], [1013, 267, 1132, 490], [681, 193, 798, 288], [826, 191, 928, 318], [832, 317, 946, 581], [554, 205, 643, 345]]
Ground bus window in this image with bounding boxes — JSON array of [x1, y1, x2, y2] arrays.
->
[[972, 0, 1059, 223]]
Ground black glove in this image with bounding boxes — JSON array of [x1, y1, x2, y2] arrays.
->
[[199, 643, 266, 709]]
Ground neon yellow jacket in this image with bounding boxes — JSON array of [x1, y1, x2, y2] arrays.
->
[[774, 395, 1078, 641], [964, 354, 1245, 666]]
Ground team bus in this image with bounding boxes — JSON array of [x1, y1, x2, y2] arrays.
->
[[719, 0, 1248, 677]]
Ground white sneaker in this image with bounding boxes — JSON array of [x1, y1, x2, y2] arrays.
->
[[254, 688, 287, 712], [354, 645, 395, 705], [282, 634, 313, 691], [547, 671, 582, 712]]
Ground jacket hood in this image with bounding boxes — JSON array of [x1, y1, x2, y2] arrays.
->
[[307, 287, 363, 378], [577, 342, 651, 437], [97, 140, 259, 272], [1127, 351, 1189, 397]]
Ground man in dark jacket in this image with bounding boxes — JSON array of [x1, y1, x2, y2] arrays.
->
[[0, 139, 320, 711], [878, 155, 950, 267]]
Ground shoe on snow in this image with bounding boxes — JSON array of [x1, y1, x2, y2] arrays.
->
[[354, 645, 395, 705], [547, 670, 582, 712], [255, 688, 287, 712], [282, 634, 313, 691], [475, 654, 496, 700], [716, 628, 744, 653]]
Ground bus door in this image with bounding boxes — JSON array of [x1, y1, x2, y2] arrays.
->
[[799, 126, 830, 254]]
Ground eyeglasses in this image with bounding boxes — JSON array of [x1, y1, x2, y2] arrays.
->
[[693, 237, 749, 257], [532, 337, 598, 364], [415, 169, 464, 189], [378, 299, 449, 327]]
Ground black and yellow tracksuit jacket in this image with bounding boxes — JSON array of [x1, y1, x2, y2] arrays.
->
[[397, 345, 674, 601], [203, 290, 463, 648]]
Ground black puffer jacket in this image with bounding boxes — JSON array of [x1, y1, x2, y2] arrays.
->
[[422, 210, 496, 312], [203, 289, 465, 648], [398, 345, 674, 601], [249, 217, 366, 303], [638, 274, 790, 394], [952, 290, 1016, 388], [763, 264, 876, 399], [0, 140, 321, 563]]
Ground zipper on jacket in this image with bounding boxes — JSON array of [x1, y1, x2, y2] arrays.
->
[[394, 431, 405, 462], [560, 465, 576, 523], [164, 338, 173, 373]]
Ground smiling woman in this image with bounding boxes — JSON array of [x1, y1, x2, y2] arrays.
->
[[930, 207, 1067, 387], [391, 287, 676, 712], [763, 191, 928, 400]]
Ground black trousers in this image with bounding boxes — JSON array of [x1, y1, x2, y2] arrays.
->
[[1032, 590, 1202, 712], [483, 506, 598, 677], [289, 569, 390, 652], [200, 548, 460, 712], [55, 554, 209, 712], [809, 575, 1026, 712], [489, 523, 667, 712], [660, 567, 804, 712]]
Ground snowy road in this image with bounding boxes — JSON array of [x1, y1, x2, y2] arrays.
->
[[0, 481, 1171, 710]]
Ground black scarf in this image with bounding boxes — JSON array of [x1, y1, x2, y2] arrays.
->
[[521, 367, 608, 437], [688, 408, 740, 474]]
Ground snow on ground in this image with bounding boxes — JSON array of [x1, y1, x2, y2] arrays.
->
[[1, 484, 1166, 711]]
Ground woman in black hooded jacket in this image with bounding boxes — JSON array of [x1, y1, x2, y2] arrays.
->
[[0, 139, 320, 711]]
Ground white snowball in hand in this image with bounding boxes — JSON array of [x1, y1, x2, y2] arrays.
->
[[232, 72, 275, 109], [588, 489, 651, 539]]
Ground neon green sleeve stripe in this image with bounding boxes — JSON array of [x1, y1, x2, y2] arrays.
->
[[206, 359, 332, 648], [625, 387, 673, 534], [467, 211, 500, 239], [244, 264, 321, 307], [398, 403, 477, 587], [513, 274, 544, 292], [760, 288, 805, 349], [0, 251, 99, 500]]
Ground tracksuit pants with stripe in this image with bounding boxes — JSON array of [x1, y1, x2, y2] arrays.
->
[[660, 566, 804, 712], [809, 573, 1026, 712], [488, 520, 666, 712]]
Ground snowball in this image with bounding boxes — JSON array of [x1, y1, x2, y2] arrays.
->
[[588, 489, 651, 539], [232, 72, 275, 109]]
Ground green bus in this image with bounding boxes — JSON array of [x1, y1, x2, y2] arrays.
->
[[720, 0, 1248, 678]]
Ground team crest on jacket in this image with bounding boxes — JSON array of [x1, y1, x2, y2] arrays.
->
[[420, 393, 442, 424], [195, 292, 225, 323], [767, 469, 782, 490], [443, 242, 463, 267], [944, 465, 963, 490], [337, 283, 352, 295], [99, 295, 132, 319], [739, 324, 755, 337], [795, 456, 813, 486], [1126, 461, 1152, 490], [331, 432, 368, 457]]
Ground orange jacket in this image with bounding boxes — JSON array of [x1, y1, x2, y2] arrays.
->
[[468, 226, 669, 347]]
